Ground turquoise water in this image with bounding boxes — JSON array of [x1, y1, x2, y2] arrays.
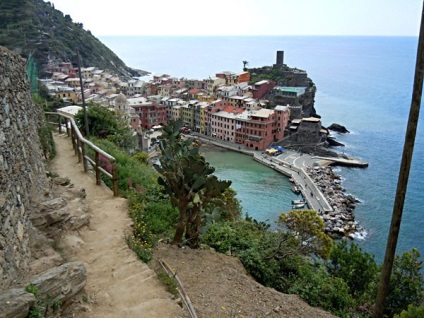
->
[[100, 36, 424, 262], [201, 151, 300, 224]]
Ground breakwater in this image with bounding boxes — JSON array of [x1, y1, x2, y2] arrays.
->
[[253, 154, 361, 238], [197, 134, 363, 238]]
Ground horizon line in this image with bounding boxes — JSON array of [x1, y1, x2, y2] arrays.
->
[[97, 34, 418, 38]]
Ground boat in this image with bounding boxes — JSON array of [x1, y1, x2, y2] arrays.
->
[[289, 177, 295, 183], [292, 185, 301, 194], [292, 199, 306, 209]]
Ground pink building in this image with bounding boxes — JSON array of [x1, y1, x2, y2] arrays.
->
[[251, 80, 276, 99], [209, 106, 244, 142], [131, 100, 168, 130], [210, 105, 290, 150]]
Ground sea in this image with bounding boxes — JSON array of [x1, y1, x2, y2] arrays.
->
[[99, 36, 423, 263]]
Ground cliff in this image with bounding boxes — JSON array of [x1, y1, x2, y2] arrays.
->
[[0, 0, 144, 78], [248, 63, 317, 117]]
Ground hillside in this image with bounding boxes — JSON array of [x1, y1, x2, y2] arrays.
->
[[51, 133, 336, 318], [0, 0, 145, 78]]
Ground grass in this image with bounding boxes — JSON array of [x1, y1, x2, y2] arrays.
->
[[156, 268, 179, 298]]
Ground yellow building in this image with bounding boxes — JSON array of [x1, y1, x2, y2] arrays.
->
[[55, 88, 77, 103]]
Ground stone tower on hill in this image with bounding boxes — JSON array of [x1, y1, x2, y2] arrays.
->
[[274, 50, 285, 68]]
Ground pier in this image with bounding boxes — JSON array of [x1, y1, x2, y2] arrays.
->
[[252, 154, 333, 214]]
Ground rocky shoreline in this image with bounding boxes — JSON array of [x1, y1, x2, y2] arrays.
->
[[197, 137, 363, 240], [306, 165, 361, 239]]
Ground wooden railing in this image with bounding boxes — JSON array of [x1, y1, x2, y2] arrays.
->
[[45, 112, 119, 196]]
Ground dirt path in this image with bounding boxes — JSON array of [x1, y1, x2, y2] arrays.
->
[[51, 133, 185, 318]]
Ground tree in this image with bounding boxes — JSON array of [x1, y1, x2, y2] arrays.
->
[[153, 120, 231, 246], [383, 248, 424, 317], [74, 104, 135, 149], [204, 187, 242, 221], [242, 60, 249, 71], [268, 209, 333, 260], [327, 241, 378, 299]]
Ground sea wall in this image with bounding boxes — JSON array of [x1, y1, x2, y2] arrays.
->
[[0, 46, 49, 290]]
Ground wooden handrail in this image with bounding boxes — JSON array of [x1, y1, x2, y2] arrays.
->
[[45, 111, 119, 196]]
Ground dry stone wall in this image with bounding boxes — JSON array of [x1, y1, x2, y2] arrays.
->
[[0, 46, 49, 290]]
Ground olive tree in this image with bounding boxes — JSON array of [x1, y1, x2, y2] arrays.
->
[[268, 209, 333, 260]]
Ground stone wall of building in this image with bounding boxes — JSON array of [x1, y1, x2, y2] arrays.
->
[[0, 46, 49, 290]]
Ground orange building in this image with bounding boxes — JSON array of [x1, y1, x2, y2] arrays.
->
[[237, 71, 250, 83]]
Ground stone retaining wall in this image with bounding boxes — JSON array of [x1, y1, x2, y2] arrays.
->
[[0, 46, 49, 290]]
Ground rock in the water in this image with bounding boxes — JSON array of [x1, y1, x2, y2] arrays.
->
[[327, 123, 350, 133], [327, 136, 345, 147]]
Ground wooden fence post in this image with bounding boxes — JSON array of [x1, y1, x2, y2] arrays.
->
[[95, 151, 101, 186], [81, 142, 88, 172], [58, 115, 62, 134], [112, 162, 119, 196], [76, 138, 82, 163]]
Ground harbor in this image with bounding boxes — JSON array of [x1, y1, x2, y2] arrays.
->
[[196, 134, 368, 238]]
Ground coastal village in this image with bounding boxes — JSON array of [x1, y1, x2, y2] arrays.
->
[[41, 51, 325, 153], [41, 51, 367, 239]]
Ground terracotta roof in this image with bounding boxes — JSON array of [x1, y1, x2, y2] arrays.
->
[[188, 88, 201, 94]]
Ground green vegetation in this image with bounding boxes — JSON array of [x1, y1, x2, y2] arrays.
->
[[80, 113, 422, 318], [156, 269, 179, 297], [383, 248, 424, 317], [25, 284, 62, 318], [278, 209, 333, 259], [153, 120, 231, 247], [327, 240, 378, 300], [0, 0, 141, 77], [74, 104, 136, 150], [248, 65, 315, 88], [394, 305, 424, 318], [38, 125, 56, 160]]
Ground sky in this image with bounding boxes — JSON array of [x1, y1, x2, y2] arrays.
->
[[46, 0, 422, 37]]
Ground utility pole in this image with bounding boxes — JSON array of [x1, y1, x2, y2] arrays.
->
[[374, 2, 424, 317], [76, 48, 90, 137]]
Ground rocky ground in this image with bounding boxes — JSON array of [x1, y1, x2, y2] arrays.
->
[[307, 165, 361, 238], [152, 243, 337, 318]]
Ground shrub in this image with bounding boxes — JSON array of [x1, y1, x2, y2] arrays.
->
[[201, 220, 266, 255], [394, 304, 424, 318], [327, 240, 378, 300], [238, 247, 281, 287], [90, 137, 158, 192], [38, 124, 56, 160], [383, 248, 424, 317], [288, 263, 354, 317], [126, 188, 178, 262]]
